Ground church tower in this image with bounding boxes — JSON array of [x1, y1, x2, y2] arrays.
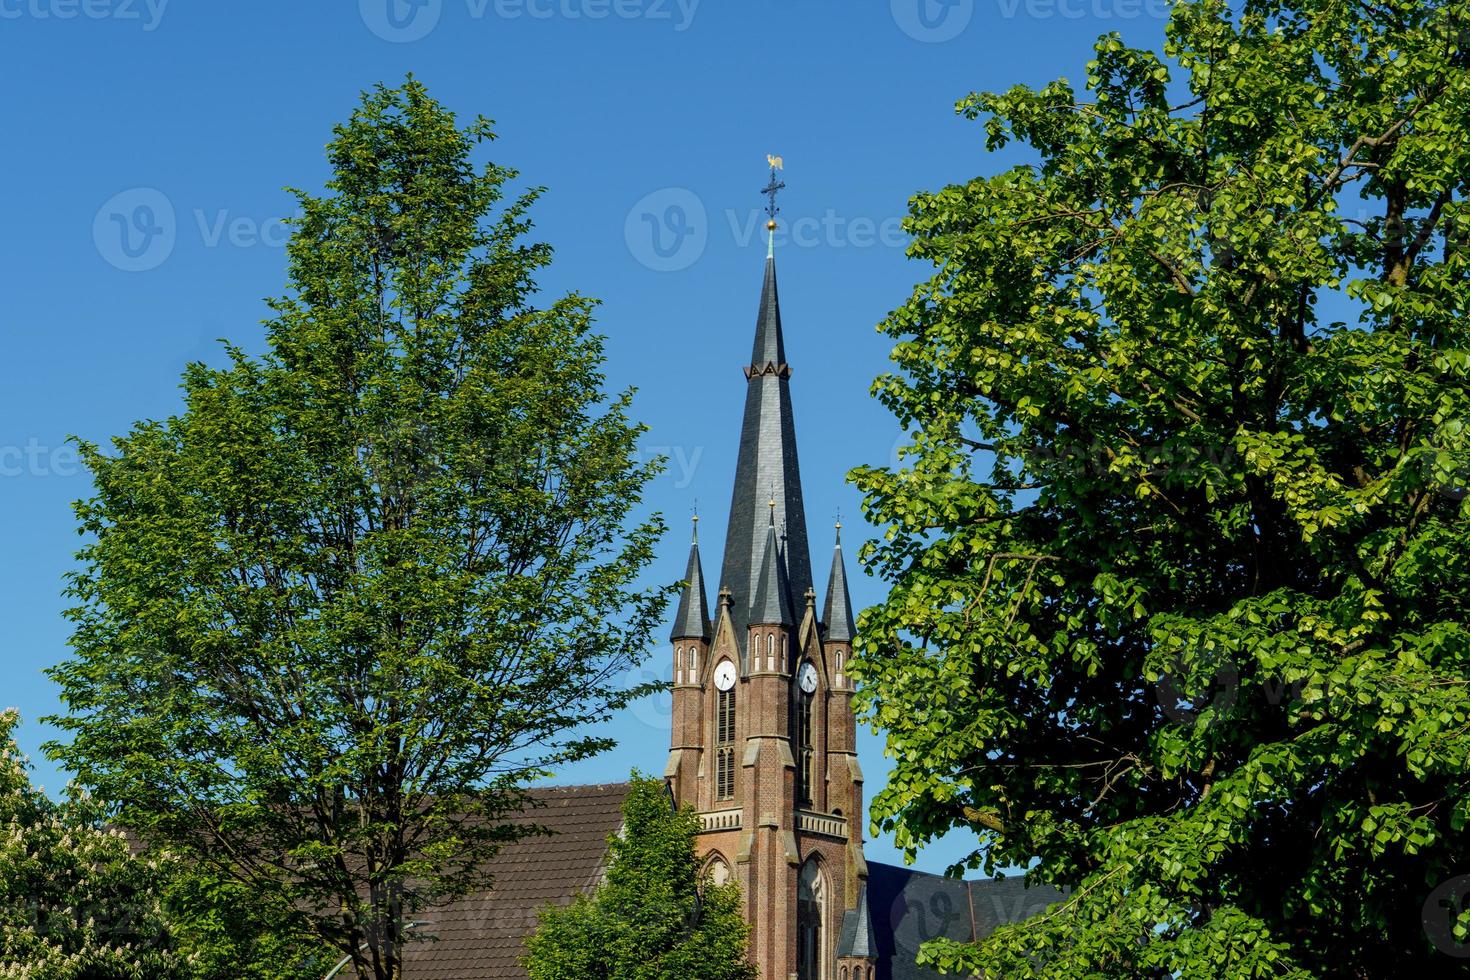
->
[[666, 165, 876, 980]]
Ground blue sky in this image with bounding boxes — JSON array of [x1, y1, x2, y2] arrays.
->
[[0, 0, 1173, 876]]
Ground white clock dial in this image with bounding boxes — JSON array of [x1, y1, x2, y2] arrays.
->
[[714, 660, 737, 692], [798, 662, 818, 694]]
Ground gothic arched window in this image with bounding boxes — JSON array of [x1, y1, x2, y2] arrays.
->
[[797, 858, 827, 980], [676, 646, 684, 684], [716, 680, 736, 801], [704, 854, 731, 887]]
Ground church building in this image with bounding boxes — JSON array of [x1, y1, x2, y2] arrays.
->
[[392, 177, 1063, 979]]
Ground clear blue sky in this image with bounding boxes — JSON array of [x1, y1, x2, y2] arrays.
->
[[0, 0, 1171, 875]]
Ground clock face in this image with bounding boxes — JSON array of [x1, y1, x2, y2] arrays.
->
[[798, 662, 818, 694], [714, 660, 737, 692]]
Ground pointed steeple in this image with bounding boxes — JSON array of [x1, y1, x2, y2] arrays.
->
[[823, 522, 856, 643], [718, 252, 814, 651], [749, 502, 794, 628], [750, 256, 786, 369], [670, 517, 712, 641], [836, 884, 878, 960]]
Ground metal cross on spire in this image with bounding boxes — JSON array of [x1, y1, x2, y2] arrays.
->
[[762, 155, 785, 257], [762, 155, 785, 217]]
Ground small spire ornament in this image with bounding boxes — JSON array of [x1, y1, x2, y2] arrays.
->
[[761, 155, 785, 257]]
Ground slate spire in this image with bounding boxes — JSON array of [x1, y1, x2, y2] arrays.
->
[[717, 248, 814, 652], [749, 501, 794, 628], [670, 516, 712, 641], [822, 522, 856, 643], [836, 884, 878, 959]]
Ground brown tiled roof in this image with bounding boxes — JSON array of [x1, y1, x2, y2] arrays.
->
[[379, 782, 630, 980]]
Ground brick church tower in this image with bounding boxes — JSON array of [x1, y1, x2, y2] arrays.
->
[[665, 169, 878, 980]]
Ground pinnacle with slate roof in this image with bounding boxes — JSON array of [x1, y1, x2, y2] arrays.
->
[[669, 516, 711, 641], [823, 522, 857, 643], [749, 503, 794, 628], [836, 884, 879, 961]]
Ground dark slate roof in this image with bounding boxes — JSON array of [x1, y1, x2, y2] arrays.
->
[[822, 525, 857, 643], [750, 251, 787, 366], [749, 516, 794, 627], [837, 884, 878, 959], [384, 783, 629, 980], [669, 526, 712, 641], [718, 256, 813, 658], [865, 860, 1069, 980]]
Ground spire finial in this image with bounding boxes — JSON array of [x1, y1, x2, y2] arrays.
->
[[691, 508, 700, 544], [768, 491, 777, 527], [762, 155, 785, 257]]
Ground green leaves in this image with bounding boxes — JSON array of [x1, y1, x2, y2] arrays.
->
[[523, 776, 755, 980], [45, 79, 669, 980], [0, 712, 184, 980], [854, 0, 1470, 975]]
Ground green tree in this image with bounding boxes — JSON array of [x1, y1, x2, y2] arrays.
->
[[165, 870, 334, 980], [0, 713, 329, 980], [47, 79, 668, 980], [524, 775, 755, 980], [852, 1, 1470, 977], [0, 709, 190, 980]]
